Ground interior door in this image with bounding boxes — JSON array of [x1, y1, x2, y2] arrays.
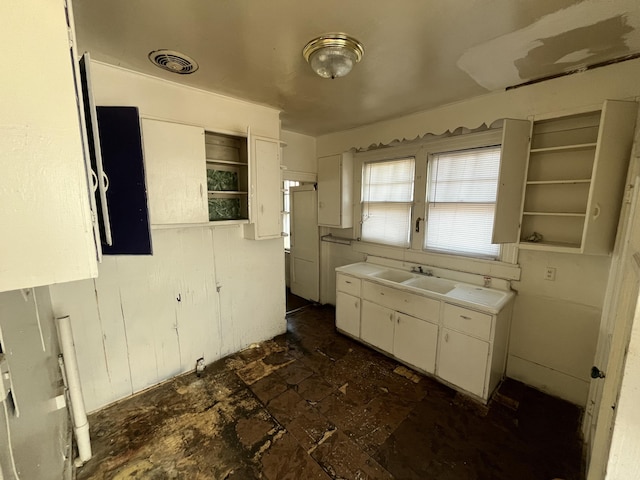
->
[[290, 185, 319, 301], [586, 177, 640, 479]]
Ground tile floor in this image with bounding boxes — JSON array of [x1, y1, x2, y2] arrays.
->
[[76, 302, 584, 480]]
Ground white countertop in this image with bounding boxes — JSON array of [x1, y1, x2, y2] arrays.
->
[[336, 262, 514, 314]]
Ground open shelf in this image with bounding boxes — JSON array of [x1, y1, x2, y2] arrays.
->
[[529, 142, 597, 153], [526, 179, 591, 185], [206, 159, 248, 167], [516, 103, 639, 254], [205, 131, 249, 222], [523, 212, 586, 217]]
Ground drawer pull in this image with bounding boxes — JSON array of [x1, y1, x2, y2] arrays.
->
[[345, 280, 352, 284], [380, 292, 385, 296], [460, 315, 472, 320]]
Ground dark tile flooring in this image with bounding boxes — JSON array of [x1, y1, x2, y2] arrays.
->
[[77, 302, 584, 480]]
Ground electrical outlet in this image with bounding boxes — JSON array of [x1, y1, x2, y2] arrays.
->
[[545, 267, 556, 281]]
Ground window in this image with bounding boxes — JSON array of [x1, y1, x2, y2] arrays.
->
[[361, 157, 415, 247], [424, 146, 501, 257], [282, 180, 299, 250]]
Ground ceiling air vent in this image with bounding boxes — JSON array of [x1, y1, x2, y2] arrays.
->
[[148, 49, 199, 74]]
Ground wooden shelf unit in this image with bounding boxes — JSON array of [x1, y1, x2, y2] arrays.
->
[[205, 131, 249, 221], [518, 101, 637, 254]]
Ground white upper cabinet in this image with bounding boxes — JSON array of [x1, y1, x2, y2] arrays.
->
[[141, 119, 208, 225], [518, 100, 637, 254], [317, 152, 354, 228], [244, 135, 283, 240], [492, 119, 532, 243], [0, 0, 98, 292]]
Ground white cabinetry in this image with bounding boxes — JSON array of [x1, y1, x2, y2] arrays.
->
[[0, 0, 99, 292], [336, 274, 361, 337], [141, 119, 208, 224], [394, 312, 438, 375], [360, 280, 440, 375], [205, 131, 249, 221], [336, 291, 361, 338], [438, 328, 489, 398], [335, 267, 513, 402], [244, 136, 283, 240], [519, 100, 637, 254], [361, 300, 395, 352], [318, 152, 353, 228]]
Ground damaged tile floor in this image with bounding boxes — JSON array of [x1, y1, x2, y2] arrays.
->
[[77, 304, 583, 480]]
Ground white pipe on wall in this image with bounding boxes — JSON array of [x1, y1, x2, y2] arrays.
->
[[57, 315, 91, 465]]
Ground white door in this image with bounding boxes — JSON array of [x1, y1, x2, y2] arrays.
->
[[394, 313, 438, 374], [141, 119, 207, 224], [290, 185, 320, 301], [336, 291, 360, 338], [437, 328, 489, 398], [361, 300, 395, 353], [586, 178, 640, 479]]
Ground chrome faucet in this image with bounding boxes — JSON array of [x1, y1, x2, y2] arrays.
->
[[411, 266, 434, 276]]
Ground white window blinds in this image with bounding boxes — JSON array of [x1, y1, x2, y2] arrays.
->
[[425, 147, 500, 257], [361, 157, 415, 247]]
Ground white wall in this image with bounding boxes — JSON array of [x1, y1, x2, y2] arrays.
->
[[49, 64, 286, 412], [0, 288, 69, 480], [508, 251, 610, 405], [315, 58, 640, 405]]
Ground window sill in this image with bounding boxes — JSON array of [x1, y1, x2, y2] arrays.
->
[[351, 241, 521, 281]]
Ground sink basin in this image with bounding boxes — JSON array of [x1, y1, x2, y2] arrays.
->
[[371, 269, 415, 283], [447, 285, 507, 307], [401, 276, 456, 294]]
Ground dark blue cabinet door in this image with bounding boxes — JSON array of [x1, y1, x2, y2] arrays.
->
[[96, 106, 152, 255]]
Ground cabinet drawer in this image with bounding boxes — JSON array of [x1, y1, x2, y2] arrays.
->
[[337, 274, 361, 296], [363, 281, 439, 322], [443, 304, 492, 341]]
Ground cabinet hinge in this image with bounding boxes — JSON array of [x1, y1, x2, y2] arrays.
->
[[67, 27, 74, 48], [624, 184, 634, 204]]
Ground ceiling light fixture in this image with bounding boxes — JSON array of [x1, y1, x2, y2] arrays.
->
[[303, 33, 364, 79]]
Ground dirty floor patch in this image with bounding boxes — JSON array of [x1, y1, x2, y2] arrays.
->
[[77, 304, 583, 480]]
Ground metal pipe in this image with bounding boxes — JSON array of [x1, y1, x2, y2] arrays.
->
[[57, 316, 91, 465]]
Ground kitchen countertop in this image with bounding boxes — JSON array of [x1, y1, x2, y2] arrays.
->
[[336, 262, 514, 314]]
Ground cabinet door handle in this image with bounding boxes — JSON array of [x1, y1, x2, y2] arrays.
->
[[397, 317, 400, 324], [460, 315, 472, 320], [354, 300, 359, 308], [345, 280, 352, 284], [380, 292, 384, 296], [444, 333, 449, 342], [593, 203, 601, 220], [389, 313, 393, 322]]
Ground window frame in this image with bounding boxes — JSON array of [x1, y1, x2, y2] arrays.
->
[[360, 155, 416, 248], [354, 129, 514, 262]]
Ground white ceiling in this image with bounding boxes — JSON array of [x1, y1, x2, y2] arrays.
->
[[73, 0, 640, 136]]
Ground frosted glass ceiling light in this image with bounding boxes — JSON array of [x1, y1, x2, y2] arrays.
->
[[303, 33, 364, 79]]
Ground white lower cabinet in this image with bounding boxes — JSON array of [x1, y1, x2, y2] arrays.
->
[[361, 300, 395, 352], [437, 328, 489, 398], [336, 291, 361, 338], [394, 312, 438, 374], [335, 270, 513, 403]]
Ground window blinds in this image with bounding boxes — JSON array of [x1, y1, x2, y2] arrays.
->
[[425, 147, 500, 257], [361, 157, 415, 247]]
